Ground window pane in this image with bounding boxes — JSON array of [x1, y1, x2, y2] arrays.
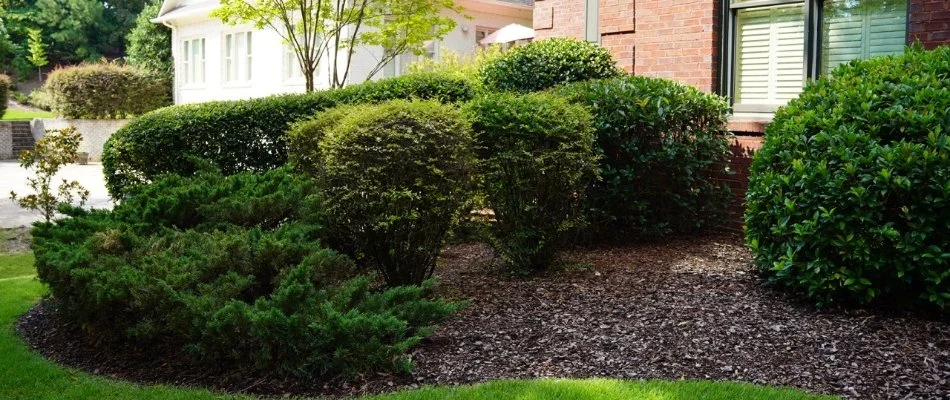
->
[[735, 4, 805, 108], [246, 32, 252, 80], [822, 0, 906, 73]]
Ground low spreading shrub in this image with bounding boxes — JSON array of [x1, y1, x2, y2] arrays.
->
[[745, 46, 950, 311], [43, 63, 170, 118], [32, 167, 460, 377], [102, 72, 475, 199], [480, 38, 621, 93], [554, 76, 732, 238], [295, 100, 475, 286], [0, 73, 10, 116], [464, 92, 598, 270]]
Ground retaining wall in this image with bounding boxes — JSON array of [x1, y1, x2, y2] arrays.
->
[[31, 119, 131, 162]]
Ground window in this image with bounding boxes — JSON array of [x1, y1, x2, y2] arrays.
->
[[383, 40, 438, 78], [475, 27, 497, 48], [181, 38, 206, 84], [223, 31, 253, 82], [284, 46, 305, 81], [721, 0, 907, 112]]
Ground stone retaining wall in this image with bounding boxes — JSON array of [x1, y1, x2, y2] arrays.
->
[[31, 119, 131, 162], [0, 122, 11, 160]]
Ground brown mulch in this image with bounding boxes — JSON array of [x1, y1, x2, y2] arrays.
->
[[16, 237, 950, 399]]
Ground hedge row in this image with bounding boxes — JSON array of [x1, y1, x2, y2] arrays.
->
[[0, 74, 10, 117], [102, 72, 475, 198], [44, 63, 170, 119]]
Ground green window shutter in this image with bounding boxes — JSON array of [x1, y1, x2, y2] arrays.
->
[[735, 4, 805, 109], [822, 0, 907, 73]]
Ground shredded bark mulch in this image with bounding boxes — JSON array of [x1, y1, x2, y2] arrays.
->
[[16, 237, 950, 399]]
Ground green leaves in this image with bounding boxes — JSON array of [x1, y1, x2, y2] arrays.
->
[[480, 38, 622, 93], [43, 62, 170, 119], [745, 46, 950, 312]]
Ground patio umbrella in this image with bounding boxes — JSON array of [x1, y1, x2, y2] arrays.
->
[[479, 23, 535, 45]]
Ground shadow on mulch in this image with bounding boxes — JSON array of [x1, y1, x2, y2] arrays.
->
[[16, 236, 950, 399]]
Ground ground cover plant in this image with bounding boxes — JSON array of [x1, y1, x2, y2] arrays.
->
[[553, 76, 732, 238], [291, 100, 475, 286], [464, 92, 599, 270], [102, 72, 475, 199], [30, 167, 461, 378], [745, 45, 950, 311]]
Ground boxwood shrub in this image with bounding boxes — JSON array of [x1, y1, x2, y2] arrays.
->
[[295, 100, 475, 286], [554, 76, 732, 238], [745, 46, 950, 311], [44, 63, 170, 118], [102, 72, 476, 199], [464, 92, 599, 270], [32, 167, 461, 377], [480, 38, 622, 93]]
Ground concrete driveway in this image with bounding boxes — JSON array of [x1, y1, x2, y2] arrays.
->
[[0, 160, 112, 228]]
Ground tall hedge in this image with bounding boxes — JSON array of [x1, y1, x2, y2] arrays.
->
[[480, 38, 621, 93], [102, 72, 476, 199], [554, 76, 732, 238], [44, 63, 170, 118], [745, 46, 950, 311], [0, 74, 10, 117]]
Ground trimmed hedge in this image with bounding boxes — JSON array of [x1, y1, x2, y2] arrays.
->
[[0, 74, 10, 116], [554, 76, 732, 238], [464, 92, 598, 270], [480, 38, 622, 93], [44, 63, 170, 118], [102, 72, 476, 199], [32, 167, 461, 377], [745, 46, 950, 311], [298, 100, 475, 286]]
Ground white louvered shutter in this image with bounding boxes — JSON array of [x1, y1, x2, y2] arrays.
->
[[822, 0, 907, 73], [735, 4, 805, 109]]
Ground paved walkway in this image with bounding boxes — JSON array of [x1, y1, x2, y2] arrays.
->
[[0, 160, 111, 228]]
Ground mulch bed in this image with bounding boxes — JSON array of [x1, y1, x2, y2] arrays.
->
[[17, 236, 950, 399]]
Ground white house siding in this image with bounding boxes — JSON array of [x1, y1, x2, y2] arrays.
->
[[158, 0, 532, 104]]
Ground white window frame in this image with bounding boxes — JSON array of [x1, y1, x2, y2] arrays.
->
[[222, 30, 253, 85], [180, 37, 206, 87]]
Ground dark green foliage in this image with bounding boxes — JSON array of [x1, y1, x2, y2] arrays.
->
[[464, 92, 598, 270], [304, 100, 475, 286], [0, 74, 9, 116], [102, 72, 476, 199], [44, 63, 170, 118], [745, 46, 950, 311], [553, 76, 732, 238], [480, 38, 622, 93], [125, 0, 172, 88], [32, 167, 460, 377]]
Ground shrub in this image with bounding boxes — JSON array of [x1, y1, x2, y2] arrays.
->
[[32, 167, 461, 377], [9, 126, 90, 222], [480, 38, 622, 93], [302, 100, 474, 286], [44, 63, 170, 118], [553, 76, 732, 238], [464, 92, 599, 270], [102, 72, 476, 199], [0, 73, 10, 116], [745, 46, 950, 311]]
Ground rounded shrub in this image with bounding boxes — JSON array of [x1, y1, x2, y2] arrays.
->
[[32, 167, 461, 378], [480, 38, 621, 93], [306, 100, 474, 286], [0, 73, 10, 116], [44, 63, 170, 118], [463, 92, 599, 270], [553, 76, 732, 238], [102, 72, 475, 199], [745, 46, 950, 311]]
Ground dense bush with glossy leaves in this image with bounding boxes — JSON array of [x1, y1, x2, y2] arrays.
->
[[745, 46, 950, 311], [32, 168, 461, 377], [102, 72, 476, 199], [299, 100, 475, 286], [464, 92, 598, 270], [554, 76, 732, 238], [480, 38, 621, 93]]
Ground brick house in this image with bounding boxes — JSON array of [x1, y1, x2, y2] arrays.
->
[[534, 0, 950, 229]]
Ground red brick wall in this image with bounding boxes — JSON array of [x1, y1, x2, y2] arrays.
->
[[633, 0, 719, 92], [909, 0, 950, 49]]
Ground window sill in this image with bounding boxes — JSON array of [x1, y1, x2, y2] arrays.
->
[[728, 113, 773, 135]]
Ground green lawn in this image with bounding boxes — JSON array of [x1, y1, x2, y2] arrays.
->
[[1, 109, 54, 121], [0, 252, 837, 400]]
